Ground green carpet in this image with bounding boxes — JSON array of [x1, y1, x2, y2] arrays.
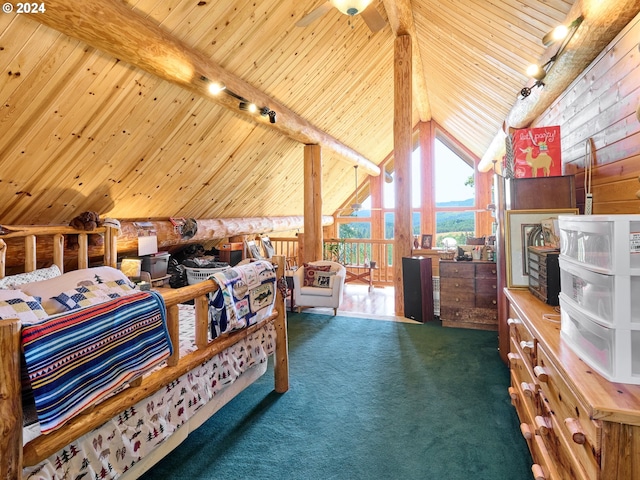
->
[[141, 313, 532, 480]]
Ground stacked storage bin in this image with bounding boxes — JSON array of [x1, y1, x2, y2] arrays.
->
[[558, 215, 640, 384]]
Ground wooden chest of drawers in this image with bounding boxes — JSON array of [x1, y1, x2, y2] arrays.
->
[[440, 260, 498, 330], [527, 246, 560, 306], [505, 289, 640, 480]]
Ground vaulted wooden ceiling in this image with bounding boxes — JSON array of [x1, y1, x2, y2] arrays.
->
[[0, 0, 633, 227]]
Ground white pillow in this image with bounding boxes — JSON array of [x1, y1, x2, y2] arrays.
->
[[20, 266, 134, 315], [0, 265, 61, 289], [0, 289, 47, 324]]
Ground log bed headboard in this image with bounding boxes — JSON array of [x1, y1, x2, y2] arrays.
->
[[0, 224, 118, 277]]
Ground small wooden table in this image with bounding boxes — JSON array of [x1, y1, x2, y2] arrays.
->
[[344, 265, 376, 291]]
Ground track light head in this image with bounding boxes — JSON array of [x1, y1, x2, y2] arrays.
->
[[239, 102, 257, 113], [526, 64, 546, 81], [268, 110, 276, 123], [260, 106, 270, 116]]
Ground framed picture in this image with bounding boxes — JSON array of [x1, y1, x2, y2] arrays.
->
[[505, 209, 578, 288], [421, 234, 433, 249]]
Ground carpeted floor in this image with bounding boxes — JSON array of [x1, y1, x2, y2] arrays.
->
[[141, 312, 532, 480]]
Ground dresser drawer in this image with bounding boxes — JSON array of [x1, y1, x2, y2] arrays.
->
[[475, 294, 497, 309], [538, 390, 595, 480], [475, 263, 497, 278], [509, 338, 538, 423], [535, 346, 601, 476], [475, 279, 497, 295], [440, 277, 474, 292], [440, 262, 474, 278]]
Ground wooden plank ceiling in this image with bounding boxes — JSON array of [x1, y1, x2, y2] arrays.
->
[[0, 0, 576, 225]]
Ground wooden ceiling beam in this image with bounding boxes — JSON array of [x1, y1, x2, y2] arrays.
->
[[478, 0, 640, 171], [26, 0, 380, 176], [383, 0, 432, 122]]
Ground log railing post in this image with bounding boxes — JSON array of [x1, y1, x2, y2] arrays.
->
[[273, 255, 289, 393], [0, 318, 22, 480]]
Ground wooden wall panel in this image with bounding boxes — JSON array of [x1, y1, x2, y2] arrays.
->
[[536, 13, 640, 214]]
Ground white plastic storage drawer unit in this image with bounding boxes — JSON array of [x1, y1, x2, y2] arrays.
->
[[560, 293, 640, 384], [559, 257, 640, 328], [558, 214, 640, 274]]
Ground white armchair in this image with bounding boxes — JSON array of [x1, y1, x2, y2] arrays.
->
[[292, 260, 346, 316]]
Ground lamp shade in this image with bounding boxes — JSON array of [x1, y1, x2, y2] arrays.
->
[[330, 0, 373, 16]]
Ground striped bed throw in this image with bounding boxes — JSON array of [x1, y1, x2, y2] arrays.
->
[[22, 291, 172, 433]]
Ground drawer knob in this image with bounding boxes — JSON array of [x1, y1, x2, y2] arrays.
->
[[532, 464, 547, 480], [508, 386, 518, 402], [534, 366, 549, 383], [491, 269, 496, 274], [507, 352, 520, 366], [520, 423, 532, 440], [455, 283, 460, 287], [507, 318, 522, 326], [521, 381, 535, 398], [564, 418, 586, 445], [520, 340, 534, 354], [535, 415, 551, 436]]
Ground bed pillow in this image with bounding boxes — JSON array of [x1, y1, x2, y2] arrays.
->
[[303, 263, 332, 286], [312, 271, 336, 288], [20, 266, 135, 315], [53, 280, 139, 311], [0, 265, 61, 289], [0, 290, 47, 324]]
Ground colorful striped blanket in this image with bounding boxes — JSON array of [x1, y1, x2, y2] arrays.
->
[[21, 290, 172, 433], [209, 260, 276, 338]]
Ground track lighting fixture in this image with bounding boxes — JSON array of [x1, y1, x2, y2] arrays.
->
[[199, 74, 278, 123], [239, 101, 257, 113], [518, 15, 583, 100]]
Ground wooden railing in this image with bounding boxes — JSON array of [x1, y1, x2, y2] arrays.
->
[[269, 237, 396, 287]]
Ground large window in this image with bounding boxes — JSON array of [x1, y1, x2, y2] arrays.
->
[[434, 138, 475, 246]]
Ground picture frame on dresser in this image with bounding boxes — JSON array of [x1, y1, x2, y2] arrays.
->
[[505, 209, 578, 288]]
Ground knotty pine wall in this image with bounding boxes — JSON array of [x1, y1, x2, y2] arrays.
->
[[537, 13, 640, 214]]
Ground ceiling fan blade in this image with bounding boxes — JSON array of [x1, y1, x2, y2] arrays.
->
[[360, 5, 386, 33], [296, 1, 333, 27]]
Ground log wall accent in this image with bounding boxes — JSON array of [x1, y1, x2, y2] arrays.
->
[[393, 34, 413, 316], [0, 216, 334, 270]]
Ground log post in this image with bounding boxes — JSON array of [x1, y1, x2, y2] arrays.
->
[[393, 34, 413, 316], [0, 318, 22, 480], [303, 145, 323, 262], [273, 256, 289, 393]]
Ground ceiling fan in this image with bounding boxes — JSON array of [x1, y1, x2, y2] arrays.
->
[[296, 0, 386, 33], [335, 165, 383, 217]]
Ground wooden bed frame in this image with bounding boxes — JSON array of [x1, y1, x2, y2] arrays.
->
[[0, 224, 289, 479]]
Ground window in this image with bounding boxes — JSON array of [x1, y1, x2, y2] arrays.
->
[[434, 138, 475, 246]]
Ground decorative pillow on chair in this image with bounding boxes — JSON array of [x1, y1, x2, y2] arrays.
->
[[0, 290, 47, 324], [303, 263, 332, 286], [312, 271, 336, 288]]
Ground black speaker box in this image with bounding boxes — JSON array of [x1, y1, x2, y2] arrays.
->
[[402, 256, 434, 322]]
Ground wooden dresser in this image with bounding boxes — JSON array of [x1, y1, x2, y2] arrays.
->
[[505, 288, 640, 480], [439, 260, 498, 330]]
